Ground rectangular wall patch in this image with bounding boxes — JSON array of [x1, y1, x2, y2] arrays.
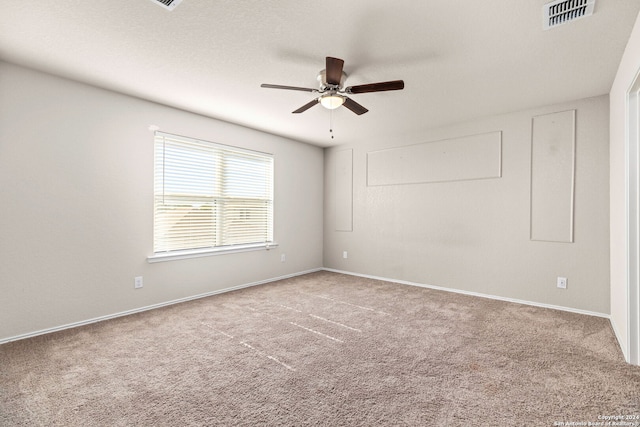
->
[[367, 131, 502, 186], [335, 149, 353, 231], [530, 110, 576, 243]]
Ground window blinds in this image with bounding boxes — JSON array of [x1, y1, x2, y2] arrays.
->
[[153, 132, 273, 254]]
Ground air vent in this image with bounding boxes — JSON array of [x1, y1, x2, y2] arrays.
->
[[543, 0, 595, 30], [149, 0, 183, 11]]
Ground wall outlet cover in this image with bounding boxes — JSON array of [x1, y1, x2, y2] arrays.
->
[[557, 277, 567, 289]]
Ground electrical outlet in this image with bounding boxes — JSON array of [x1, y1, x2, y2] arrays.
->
[[134, 276, 143, 289], [557, 277, 567, 289], [343, 251, 348, 259], [281, 253, 286, 262]]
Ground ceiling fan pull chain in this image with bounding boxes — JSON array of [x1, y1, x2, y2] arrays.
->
[[330, 108, 335, 139]]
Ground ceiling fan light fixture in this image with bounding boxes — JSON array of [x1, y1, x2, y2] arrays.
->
[[320, 94, 345, 110]]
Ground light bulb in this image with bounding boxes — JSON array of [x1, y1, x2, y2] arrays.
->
[[320, 94, 345, 110]]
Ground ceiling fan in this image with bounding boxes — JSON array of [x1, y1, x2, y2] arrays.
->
[[261, 57, 404, 115]]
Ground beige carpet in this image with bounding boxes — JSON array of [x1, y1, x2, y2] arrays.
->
[[1, 271, 639, 426]]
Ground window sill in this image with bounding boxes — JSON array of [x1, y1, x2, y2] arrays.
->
[[147, 242, 279, 263]]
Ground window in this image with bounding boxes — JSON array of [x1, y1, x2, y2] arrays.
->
[[151, 132, 274, 259]]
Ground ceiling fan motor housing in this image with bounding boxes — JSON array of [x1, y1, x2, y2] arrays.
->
[[317, 70, 347, 90]]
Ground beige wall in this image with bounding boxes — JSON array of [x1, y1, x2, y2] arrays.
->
[[0, 61, 324, 342], [610, 10, 640, 362], [325, 95, 610, 314]]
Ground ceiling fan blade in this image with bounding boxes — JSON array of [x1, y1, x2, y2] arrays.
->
[[292, 98, 319, 114], [325, 57, 344, 86], [342, 97, 368, 115], [345, 80, 405, 94], [261, 83, 317, 93]]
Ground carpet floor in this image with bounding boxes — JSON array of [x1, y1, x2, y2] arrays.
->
[[1, 271, 639, 426]]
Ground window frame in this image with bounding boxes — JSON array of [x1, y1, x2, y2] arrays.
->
[[147, 131, 277, 263]]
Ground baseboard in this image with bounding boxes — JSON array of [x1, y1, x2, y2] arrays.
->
[[1, 267, 612, 346], [323, 268, 610, 319], [0, 268, 322, 345]]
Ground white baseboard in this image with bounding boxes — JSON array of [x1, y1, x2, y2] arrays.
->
[[1, 267, 614, 346], [323, 268, 611, 319], [0, 268, 322, 345]]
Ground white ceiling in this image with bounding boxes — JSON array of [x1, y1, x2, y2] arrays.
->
[[1, 0, 639, 147]]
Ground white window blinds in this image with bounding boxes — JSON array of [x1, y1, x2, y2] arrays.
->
[[153, 132, 274, 254]]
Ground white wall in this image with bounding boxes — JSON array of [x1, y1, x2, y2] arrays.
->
[[325, 95, 610, 314], [0, 61, 324, 342], [610, 10, 640, 362]]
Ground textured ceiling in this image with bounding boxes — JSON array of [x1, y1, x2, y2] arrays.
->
[[0, 0, 639, 147]]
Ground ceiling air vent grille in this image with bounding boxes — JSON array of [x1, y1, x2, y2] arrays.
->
[[149, 0, 183, 11], [543, 0, 595, 30]]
